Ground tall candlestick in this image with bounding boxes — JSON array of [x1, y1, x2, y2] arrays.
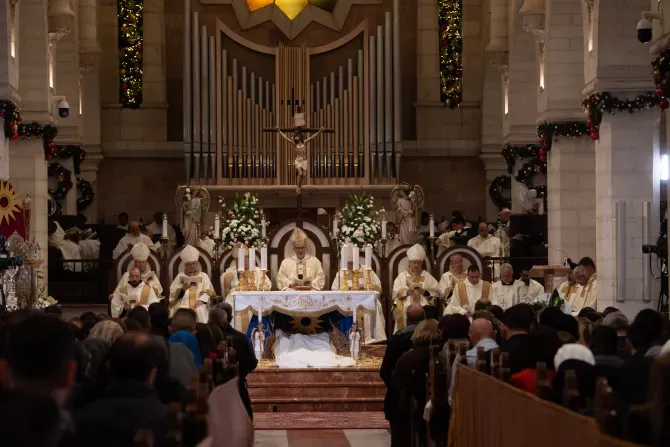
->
[[429, 215, 435, 237], [260, 246, 267, 270], [341, 244, 348, 270], [333, 218, 339, 238], [381, 219, 387, 238], [162, 214, 168, 238], [249, 247, 256, 270], [365, 244, 372, 268], [214, 214, 220, 237], [352, 245, 360, 271], [238, 248, 245, 271]]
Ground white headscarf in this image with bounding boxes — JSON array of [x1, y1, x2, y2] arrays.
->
[[554, 343, 595, 370]]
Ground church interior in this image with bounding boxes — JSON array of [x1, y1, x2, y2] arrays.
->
[[2, 0, 670, 445]]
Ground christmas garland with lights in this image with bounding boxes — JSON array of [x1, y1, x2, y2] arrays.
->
[[0, 100, 21, 140], [515, 158, 547, 187], [502, 144, 541, 173], [488, 175, 511, 210], [118, 0, 144, 108], [54, 145, 86, 174], [47, 162, 73, 203], [537, 121, 589, 153], [76, 177, 94, 212], [438, 0, 462, 108], [581, 92, 660, 141], [16, 122, 58, 161], [652, 48, 670, 107]]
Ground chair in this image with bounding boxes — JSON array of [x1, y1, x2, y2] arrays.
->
[[114, 246, 162, 290], [167, 245, 216, 292]]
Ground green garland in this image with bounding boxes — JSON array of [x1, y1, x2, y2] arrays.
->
[[438, 0, 462, 108], [118, 0, 144, 108], [581, 92, 660, 141], [16, 122, 58, 161], [54, 145, 86, 174], [502, 144, 541, 173], [537, 121, 589, 153], [76, 177, 94, 212], [488, 175, 511, 210], [0, 100, 21, 140], [47, 162, 73, 203], [516, 158, 547, 187], [652, 48, 670, 108]]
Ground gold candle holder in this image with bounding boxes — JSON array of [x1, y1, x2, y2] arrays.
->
[[238, 270, 257, 291]]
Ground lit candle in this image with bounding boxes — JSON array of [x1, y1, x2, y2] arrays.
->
[[214, 214, 220, 238], [261, 213, 267, 238], [238, 248, 245, 271], [162, 214, 168, 238], [249, 247, 256, 270], [333, 218, 339, 238], [352, 245, 359, 271], [429, 215, 435, 237], [260, 246, 267, 270], [365, 244, 372, 268], [340, 244, 348, 270], [381, 219, 387, 238]]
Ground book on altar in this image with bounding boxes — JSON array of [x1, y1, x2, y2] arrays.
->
[[294, 278, 311, 287], [117, 293, 137, 305], [181, 276, 203, 285]]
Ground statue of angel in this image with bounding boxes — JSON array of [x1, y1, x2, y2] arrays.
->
[[175, 185, 210, 247], [390, 184, 425, 245]]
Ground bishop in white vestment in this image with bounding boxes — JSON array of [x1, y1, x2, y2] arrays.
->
[[438, 254, 468, 298], [111, 267, 161, 317], [276, 228, 325, 291], [444, 266, 492, 315], [490, 263, 522, 309], [571, 265, 598, 312], [113, 221, 161, 259], [517, 269, 545, 303], [111, 243, 163, 298], [392, 244, 441, 332], [168, 245, 215, 322]]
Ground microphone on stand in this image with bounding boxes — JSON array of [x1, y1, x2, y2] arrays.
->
[[544, 244, 569, 266]]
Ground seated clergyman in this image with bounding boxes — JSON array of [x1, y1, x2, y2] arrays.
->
[[489, 263, 521, 309], [110, 266, 160, 318], [438, 254, 467, 300], [168, 245, 215, 322], [331, 244, 387, 343], [109, 243, 163, 300], [444, 265, 491, 316], [276, 228, 325, 291], [392, 244, 441, 333]]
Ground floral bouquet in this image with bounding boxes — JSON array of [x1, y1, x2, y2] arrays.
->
[[332, 192, 385, 247], [219, 192, 263, 249], [532, 288, 566, 312], [35, 295, 57, 310]]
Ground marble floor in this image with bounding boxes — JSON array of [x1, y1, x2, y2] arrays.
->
[[254, 429, 391, 446]]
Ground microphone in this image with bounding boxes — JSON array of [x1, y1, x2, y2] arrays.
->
[[544, 244, 569, 266]]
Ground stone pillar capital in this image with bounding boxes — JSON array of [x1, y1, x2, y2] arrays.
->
[[486, 50, 509, 82], [79, 51, 100, 80], [48, 0, 76, 44], [522, 16, 545, 45]]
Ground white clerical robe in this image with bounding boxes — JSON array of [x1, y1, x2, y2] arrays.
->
[[222, 268, 272, 333], [79, 239, 100, 259], [111, 282, 160, 318], [385, 237, 401, 256], [437, 231, 459, 257], [438, 270, 468, 298], [168, 272, 215, 322], [113, 234, 160, 259], [59, 240, 82, 272], [276, 254, 325, 291], [392, 270, 441, 332], [49, 222, 65, 248], [490, 280, 523, 309], [558, 280, 581, 307], [331, 269, 387, 343], [570, 274, 598, 312], [198, 236, 216, 258], [516, 279, 545, 303], [467, 235, 502, 257], [444, 279, 492, 315], [147, 221, 177, 257], [114, 265, 163, 296]]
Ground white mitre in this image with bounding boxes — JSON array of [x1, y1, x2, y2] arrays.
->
[[181, 244, 200, 263], [131, 242, 150, 261], [406, 243, 426, 263]]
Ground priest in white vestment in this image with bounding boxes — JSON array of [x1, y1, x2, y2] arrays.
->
[[60, 227, 83, 272], [168, 245, 215, 322], [48, 221, 65, 248], [392, 244, 441, 332], [221, 244, 272, 332], [490, 263, 522, 309], [146, 211, 177, 258], [198, 232, 216, 258], [558, 270, 581, 306], [111, 266, 161, 317], [444, 265, 492, 315], [467, 222, 502, 279], [517, 268, 545, 303], [331, 245, 387, 343], [276, 228, 325, 291], [110, 243, 163, 299], [438, 254, 468, 299], [113, 221, 160, 259], [436, 218, 466, 257], [571, 258, 598, 312]]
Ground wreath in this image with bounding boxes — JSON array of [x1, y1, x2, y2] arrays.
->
[[488, 175, 511, 210], [502, 145, 541, 173], [516, 158, 547, 187], [47, 162, 73, 203], [55, 145, 87, 174], [76, 177, 94, 212]]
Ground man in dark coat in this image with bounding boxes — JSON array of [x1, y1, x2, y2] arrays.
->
[[500, 305, 534, 375]]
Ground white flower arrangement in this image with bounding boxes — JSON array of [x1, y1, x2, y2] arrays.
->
[[332, 192, 385, 247], [35, 296, 57, 309], [218, 193, 263, 249]]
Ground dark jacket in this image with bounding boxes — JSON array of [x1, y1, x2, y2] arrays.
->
[[615, 347, 658, 409], [71, 380, 167, 447], [380, 326, 416, 422], [216, 322, 258, 419], [500, 333, 534, 375]]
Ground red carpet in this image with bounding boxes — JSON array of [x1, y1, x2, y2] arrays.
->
[[254, 411, 390, 430]]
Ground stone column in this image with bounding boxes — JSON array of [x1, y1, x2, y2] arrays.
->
[[595, 112, 660, 315], [54, 9, 82, 143], [18, 0, 51, 122], [0, 0, 20, 103]]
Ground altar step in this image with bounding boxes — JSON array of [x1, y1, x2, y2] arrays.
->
[[248, 367, 385, 413]]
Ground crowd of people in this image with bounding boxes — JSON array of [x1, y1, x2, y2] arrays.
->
[[0, 301, 258, 446], [381, 301, 670, 446]]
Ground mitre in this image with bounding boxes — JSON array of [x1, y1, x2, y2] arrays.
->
[[289, 228, 308, 246], [131, 242, 150, 261], [232, 242, 249, 259], [180, 245, 200, 263], [406, 244, 426, 262]]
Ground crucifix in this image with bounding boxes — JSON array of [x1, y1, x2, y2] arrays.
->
[[264, 106, 334, 215]]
